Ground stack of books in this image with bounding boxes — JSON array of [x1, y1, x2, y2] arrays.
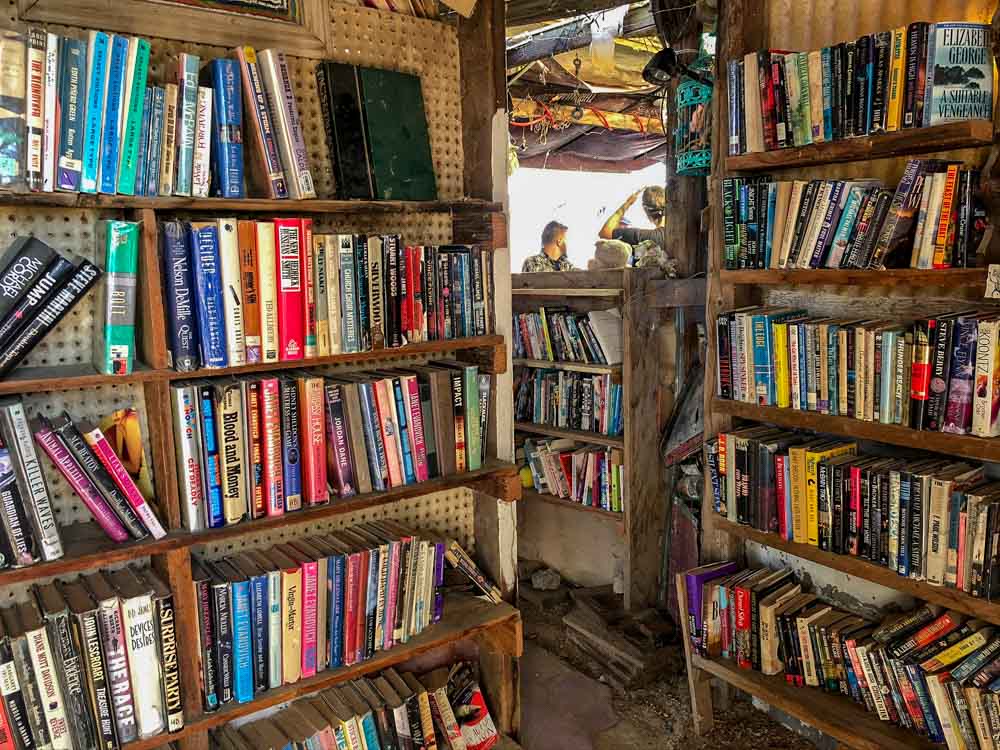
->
[[161, 219, 494, 371], [0, 567, 184, 748], [521, 437, 624, 513], [514, 367, 622, 437], [0, 27, 315, 198], [707, 428, 1000, 597], [0, 397, 166, 568], [192, 523, 501, 707], [513, 307, 623, 365], [722, 160, 987, 270], [716, 307, 1000, 437], [170, 363, 489, 531], [208, 662, 500, 750], [685, 563, 1000, 747], [728, 22, 994, 156]]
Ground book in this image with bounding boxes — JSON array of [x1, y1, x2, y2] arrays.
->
[[207, 59, 244, 198], [922, 23, 993, 127], [275, 219, 305, 361], [55, 37, 84, 192], [189, 222, 228, 369], [79, 30, 108, 194], [161, 220, 200, 371], [191, 86, 213, 198], [257, 50, 315, 200], [174, 53, 200, 197], [217, 219, 247, 367], [99, 35, 129, 194], [116, 37, 151, 196], [93, 220, 141, 375], [234, 46, 288, 199]]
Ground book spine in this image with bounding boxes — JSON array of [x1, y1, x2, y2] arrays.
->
[[216, 382, 248, 525], [25, 622, 71, 750], [231, 581, 252, 703], [45, 609, 96, 750], [116, 38, 150, 196], [279, 378, 302, 511], [299, 561, 318, 678], [324, 382, 356, 499], [242, 381, 265, 519], [210, 581, 232, 704], [275, 219, 305, 361], [120, 592, 165, 738], [355, 236, 371, 350], [237, 222, 261, 364], [41, 33, 57, 193], [258, 50, 315, 199], [217, 219, 246, 366], [74, 609, 115, 750], [174, 53, 200, 196], [263, 569, 280, 689], [256, 222, 279, 363], [195, 385, 224, 528], [24, 29, 47, 193], [236, 47, 288, 199], [280, 567, 301, 684], [169, 384, 206, 532], [95, 597, 137, 744], [339, 235, 360, 353], [146, 88, 164, 197], [134, 88, 152, 197], [193, 578, 217, 710], [260, 378, 284, 516], [248, 574, 267, 694], [158, 84, 178, 196], [189, 222, 228, 368], [299, 376, 328, 505], [0, 634, 35, 750], [406, 376, 429, 482], [301, 219, 317, 358], [55, 39, 84, 192], [925, 316, 953, 431], [328, 555, 345, 669], [94, 220, 140, 375], [160, 221, 199, 370], [100, 36, 127, 193], [33, 422, 128, 542], [190, 86, 212, 198], [313, 235, 330, 356], [210, 59, 244, 198], [943, 316, 977, 434]]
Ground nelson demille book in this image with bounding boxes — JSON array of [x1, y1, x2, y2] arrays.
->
[[161, 221, 199, 372], [922, 23, 995, 127]]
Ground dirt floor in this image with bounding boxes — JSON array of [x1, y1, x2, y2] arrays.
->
[[520, 598, 818, 750]]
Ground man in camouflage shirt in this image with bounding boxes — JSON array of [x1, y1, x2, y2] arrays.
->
[[521, 220, 576, 272]]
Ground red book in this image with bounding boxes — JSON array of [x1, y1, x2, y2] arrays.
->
[[260, 377, 285, 516], [848, 465, 863, 556], [356, 547, 369, 662], [776, 454, 788, 539], [401, 246, 413, 342], [400, 374, 428, 482], [274, 218, 305, 361], [734, 582, 753, 669], [301, 218, 317, 357], [297, 375, 328, 506], [413, 246, 425, 342], [374, 377, 404, 488], [342, 546, 359, 666], [0, 685, 17, 750]]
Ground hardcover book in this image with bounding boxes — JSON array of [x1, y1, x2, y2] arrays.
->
[[922, 23, 994, 127], [93, 220, 141, 375]]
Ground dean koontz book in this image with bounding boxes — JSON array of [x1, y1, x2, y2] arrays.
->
[[923, 22, 995, 127]]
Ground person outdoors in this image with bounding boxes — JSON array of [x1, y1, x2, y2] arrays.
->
[[521, 220, 576, 272], [597, 185, 676, 275]]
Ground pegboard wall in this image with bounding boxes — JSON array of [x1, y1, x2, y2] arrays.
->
[[196, 487, 476, 559], [1, 557, 151, 604]]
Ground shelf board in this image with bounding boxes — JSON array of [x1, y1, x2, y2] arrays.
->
[[0, 362, 165, 395], [522, 488, 623, 520], [170, 335, 507, 380], [514, 422, 625, 448], [713, 516, 1000, 622], [720, 267, 989, 287], [511, 288, 621, 297], [512, 358, 621, 375], [713, 398, 1000, 463], [725, 120, 994, 172], [691, 654, 936, 750], [0, 192, 502, 214]]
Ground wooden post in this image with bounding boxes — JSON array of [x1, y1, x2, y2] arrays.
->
[[135, 208, 169, 370], [676, 573, 716, 735]]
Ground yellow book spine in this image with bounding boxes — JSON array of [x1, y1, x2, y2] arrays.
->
[[774, 322, 791, 408], [805, 444, 857, 545], [282, 568, 302, 684], [790, 446, 807, 543], [923, 631, 992, 672], [886, 27, 907, 132], [539, 307, 554, 360]]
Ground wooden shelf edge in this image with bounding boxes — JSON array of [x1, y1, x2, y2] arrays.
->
[[713, 517, 1000, 622], [725, 120, 994, 172], [690, 654, 937, 750], [514, 422, 625, 448], [511, 288, 622, 297], [522, 488, 623, 520], [512, 358, 621, 374], [719, 268, 989, 286], [713, 398, 1000, 463]]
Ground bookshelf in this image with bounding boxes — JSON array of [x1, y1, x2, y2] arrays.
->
[[0, 1, 523, 749], [513, 269, 700, 609], [685, 0, 1000, 744]]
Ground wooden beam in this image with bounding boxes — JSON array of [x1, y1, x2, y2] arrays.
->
[[511, 98, 665, 134], [506, 0, 632, 27], [506, 4, 655, 67]]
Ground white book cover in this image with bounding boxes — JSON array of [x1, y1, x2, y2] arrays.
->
[[585, 309, 623, 365], [169, 384, 206, 532], [25, 617, 73, 749], [42, 33, 58, 192], [325, 234, 342, 355], [313, 234, 330, 357], [256, 222, 279, 363], [796, 182, 831, 268], [158, 83, 178, 196], [916, 172, 947, 269], [779, 180, 807, 268], [926, 477, 953, 585], [191, 86, 213, 198], [120, 591, 165, 738], [257, 49, 316, 199], [217, 219, 247, 366]]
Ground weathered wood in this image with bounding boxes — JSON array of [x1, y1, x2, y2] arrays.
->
[[511, 269, 624, 289], [153, 548, 204, 726], [721, 267, 989, 288], [0, 363, 164, 396], [675, 574, 715, 735], [510, 98, 666, 134], [646, 278, 707, 308], [144, 378, 183, 531], [513, 358, 622, 375], [475, 626, 522, 737], [467, 465, 523, 502], [514, 422, 625, 448], [136, 208, 169, 369], [522, 487, 623, 520], [727, 120, 993, 172]]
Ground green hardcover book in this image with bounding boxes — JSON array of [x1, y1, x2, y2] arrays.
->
[[358, 67, 437, 201], [116, 37, 151, 195], [93, 220, 140, 374]]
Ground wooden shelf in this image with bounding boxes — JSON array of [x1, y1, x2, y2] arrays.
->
[[720, 267, 989, 287], [713, 516, 1000, 623], [522, 488, 623, 520], [713, 398, 1000, 463], [725, 120, 994, 172], [512, 358, 621, 375], [0, 362, 165, 395], [514, 422, 625, 448], [0, 191, 502, 214], [690, 654, 937, 750], [511, 288, 621, 297]]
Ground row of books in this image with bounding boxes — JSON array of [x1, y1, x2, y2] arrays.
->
[[707, 427, 1000, 596], [191, 521, 501, 709], [161, 219, 494, 371], [170, 364, 488, 533], [716, 307, 1000, 437], [727, 22, 994, 156], [685, 562, 1000, 748], [512, 307, 622, 365], [521, 437, 624, 513], [0, 567, 183, 749], [0, 397, 165, 569], [513, 368, 622, 437], [208, 662, 501, 750], [721, 161, 987, 270]]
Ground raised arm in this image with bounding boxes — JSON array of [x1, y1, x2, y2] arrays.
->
[[598, 190, 641, 239]]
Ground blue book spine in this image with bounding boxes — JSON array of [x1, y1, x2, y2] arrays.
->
[[56, 38, 86, 192], [188, 223, 228, 368], [175, 53, 200, 196], [145, 87, 164, 198], [827, 324, 839, 415], [359, 382, 387, 492], [907, 666, 945, 743], [279, 378, 302, 509], [232, 579, 253, 704], [751, 313, 774, 407], [764, 184, 777, 268], [249, 573, 268, 695], [360, 715, 380, 750], [117, 38, 150, 195], [392, 379, 416, 484], [209, 59, 244, 198], [328, 554, 345, 668], [198, 385, 225, 527], [365, 547, 379, 657], [100, 36, 128, 194], [810, 181, 846, 267], [797, 324, 809, 410], [81, 31, 109, 193], [821, 47, 833, 141], [160, 221, 200, 371], [133, 88, 152, 197], [865, 57, 875, 133]]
